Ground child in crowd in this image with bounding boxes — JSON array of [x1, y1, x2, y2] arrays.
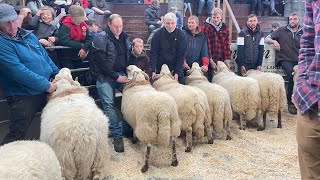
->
[[170, 6, 182, 29], [129, 38, 152, 77], [29, 6, 65, 47], [58, 5, 92, 69], [86, 19, 99, 38]]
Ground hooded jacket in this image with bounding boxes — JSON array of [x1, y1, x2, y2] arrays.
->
[[144, 5, 161, 26], [0, 28, 59, 96], [129, 50, 152, 77]]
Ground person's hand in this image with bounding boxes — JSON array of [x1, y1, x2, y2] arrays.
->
[[210, 60, 217, 70], [201, 65, 208, 72], [116, 75, 128, 83], [36, 9, 43, 16], [156, 20, 162, 25], [224, 61, 231, 69], [256, 66, 262, 71], [47, 82, 57, 93], [174, 73, 178, 81], [78, 49, 87, 59], [48, 36, 56, 43], [152, 72, 157, 80], [183, 61, 190, 70], [58, 12, 66, 18], [273, 40, 281, 51], [241, 66, 247, 76], [19, 8, 32, 18], [104, 10, 111, 14], [39, 39, 51, 46]]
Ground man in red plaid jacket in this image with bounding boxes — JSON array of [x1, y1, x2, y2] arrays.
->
[[201, 7, 231, 82], [293, 0, 320, 178]]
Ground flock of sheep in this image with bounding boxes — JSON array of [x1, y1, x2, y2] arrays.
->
[[0, 62, 288, 179]]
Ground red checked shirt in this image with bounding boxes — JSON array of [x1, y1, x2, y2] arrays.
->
[[201, 19, 231, 62], [292, 0, 320, 120]]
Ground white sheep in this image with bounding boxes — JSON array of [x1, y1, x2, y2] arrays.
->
[[185, 62, 232, 140], [0, 140, 62, 180], [122, 65, 181, 173], [40, 68, 110, 180], [153, 64, 213, 152], [292, 65, 298, 94], [212, 61, 263, 130], [246, 70, 287, 129]]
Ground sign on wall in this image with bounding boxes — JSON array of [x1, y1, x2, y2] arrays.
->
[[229, 43, 286, 76]]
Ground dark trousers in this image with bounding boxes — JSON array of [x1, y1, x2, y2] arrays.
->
[[1, 94, 47, 145], [279, 60, 297, 105], [237, 63, 257, 76]]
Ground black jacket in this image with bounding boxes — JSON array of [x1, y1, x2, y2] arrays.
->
[[144, 5, 161, 26], [91, 29, 131, 81], [150, 27, 187, 75]]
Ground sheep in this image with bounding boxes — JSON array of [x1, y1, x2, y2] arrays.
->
[[212, 61, 263, 131], [0, 140, 62, 180], [40, 68, 110, 180], [121, 65, 181, 173], [153, 64, 213, 152], [292, 65, 298, 94], [185, 62, 232, 140], [246, 69, 287, 129]]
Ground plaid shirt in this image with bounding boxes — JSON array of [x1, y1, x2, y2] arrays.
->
[[292, 0, 320, 121], [201, 20, 231, 62]]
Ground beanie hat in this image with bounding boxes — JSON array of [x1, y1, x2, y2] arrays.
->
[[0, 4, 18, 24], [68, 5, 88, 23]]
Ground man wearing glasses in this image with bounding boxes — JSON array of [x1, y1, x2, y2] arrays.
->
[[265, 12, 303, 115]]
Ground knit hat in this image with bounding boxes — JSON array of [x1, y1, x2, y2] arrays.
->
[[0, 4, 18, 24], [68, 5, 88, 23]]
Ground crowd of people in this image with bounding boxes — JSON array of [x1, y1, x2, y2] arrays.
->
[[0, 0, 319, 179]]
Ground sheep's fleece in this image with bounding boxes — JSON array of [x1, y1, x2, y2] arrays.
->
[[0, 141, 62, 180], [40, 68, 110, 180]]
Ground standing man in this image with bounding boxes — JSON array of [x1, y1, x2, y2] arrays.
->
[[183, 15, 209, 75], [201, 8, 231, 81], [0, 4, 59, 145], [236, 14, 264, 76], [144, 0, 162, 33], [91, 14, 131, 153], [293, 0, 320, 178], [265, 12, 302, 115], [150, 12, 187, 84]]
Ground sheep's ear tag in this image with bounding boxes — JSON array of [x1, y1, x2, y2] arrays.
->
[[75, 77, 79, 82]]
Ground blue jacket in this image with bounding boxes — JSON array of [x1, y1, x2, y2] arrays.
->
[[0, 28, 59, 96]]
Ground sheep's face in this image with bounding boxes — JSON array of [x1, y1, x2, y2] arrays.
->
[[52, 68, 80, 87], [53, 79, 73, 94], [127, 65, 142, 80], [160, 64, 171, 75], [187, 62, 203, 77], [292, 65, 298, 76], [216, 61, 229, 73]]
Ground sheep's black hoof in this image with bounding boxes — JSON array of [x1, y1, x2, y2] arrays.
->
[[257, 126, 265, 131], [208, 139, 214, 144], [171, 160, 178, 167], [239, 126, 246, 130], [226, 135, 232, 140], [277, 124, 282, 129], [141, 165, 149, 173], [185, 147, 192, 152]]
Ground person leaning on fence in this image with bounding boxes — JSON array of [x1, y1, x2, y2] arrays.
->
[[57, 5, 93, 69], [292, 0, 320, 178], [28, 6, 65, 47], [183, 15, 209, 77], [236, 14, 264, 76], [90, 0, 112, 16], [264, 12, 302, 115], [201, 8, 231, 82], [150, 12, 187, 84], [0, 3, 59, 145], [91, 14, 132, 153]]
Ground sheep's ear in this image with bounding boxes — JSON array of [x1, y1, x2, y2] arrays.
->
[[142, 71, 150, 81], [52, 77, 61, 84]]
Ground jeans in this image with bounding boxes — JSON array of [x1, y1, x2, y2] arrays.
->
[[96, 74, 132, 138], [197, 0, 213, 16], [1, 94, 47, 145], [148, 24, 161, 33], [249, 0, 261, 12], [85, 8, 95, 20], [279, 60, 297, 105]]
